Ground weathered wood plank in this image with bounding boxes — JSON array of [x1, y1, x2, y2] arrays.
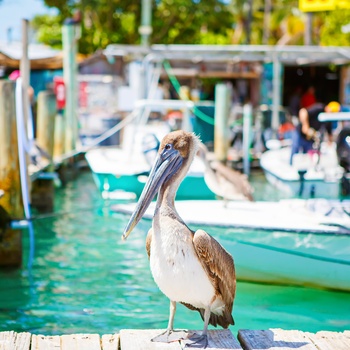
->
[[61, 334, 101, 350], [0, 331, 31, 350], [307, 331, 350, 350], [101, 334, 119, 350], [120, 329, 240, 350], [120, 329, 181, 350], [183, 329, 242, 349], [238, 328, 317, 349], [31, 335, 60, 350], [2, 329, 349, 349]]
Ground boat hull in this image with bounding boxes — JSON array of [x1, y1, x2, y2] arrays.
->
[[260, 146, 344, 198], [112, 199, 350, 291], [218, 231, 350, 291], [86, 147, 215, 200], [92, 171, 215, 200], [263, 168, 340, 198]]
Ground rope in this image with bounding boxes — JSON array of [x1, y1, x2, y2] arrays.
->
[[53, 109, 138, 164], [162, 60, 215, 126]]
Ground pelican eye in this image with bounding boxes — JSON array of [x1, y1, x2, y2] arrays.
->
[[161, 143, 175, 160]]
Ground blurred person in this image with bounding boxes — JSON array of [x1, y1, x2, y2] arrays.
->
[[290, 101, 340, 165], [300, 85, 316, 108], [288, 86, 302, 117]]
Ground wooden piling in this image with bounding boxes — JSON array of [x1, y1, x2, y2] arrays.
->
[[214, 83, 230, 162], [31, 91, 57, 212], [36, 91, 56, 159], [242, 103, 253, 176], [0, 80, 23, 267], [62, 23, 79, 154], [20, 19, 31, 138], [53, 113, 65, 159]]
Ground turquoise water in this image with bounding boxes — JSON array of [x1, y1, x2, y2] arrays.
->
[[0, 170, 349, 335]]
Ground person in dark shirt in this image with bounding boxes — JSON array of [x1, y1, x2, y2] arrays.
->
[[290, 101, 340, 165]]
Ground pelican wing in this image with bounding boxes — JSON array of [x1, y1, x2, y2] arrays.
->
[[211, 161, 254, 201], [192, 229, 236, 327], [197, 142, 254, 201]]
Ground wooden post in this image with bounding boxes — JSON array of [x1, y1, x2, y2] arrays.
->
[[36, 91, 56, 158], [20, 19, 30, 132], [243, 103, 253, 176], [53, 113, 65, 159], [62, 23, 78, 154], [31, 91, 57, 212], [140, 0, 152, 47], [0, 81, 23, 267], [214, 83, 229, 162], [304, 12, 312, 45], [272, 53, 282, 132]]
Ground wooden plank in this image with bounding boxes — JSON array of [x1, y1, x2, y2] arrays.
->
[[61, 334, 101, 350], [101, 334, 119, 350], [238, 328, 317, 350], [120, 329, 182, 350], [31, 335, 60, 350], [120, 329, 241, 350], [0, 331, 31, 350], [307, 331, 350, 350], [182, 329, 242, 349]]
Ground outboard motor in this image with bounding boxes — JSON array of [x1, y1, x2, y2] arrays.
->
[[336, 127, 350, 195]]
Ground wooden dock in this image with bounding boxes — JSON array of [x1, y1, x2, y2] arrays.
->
[[1, 328, 350, 349]]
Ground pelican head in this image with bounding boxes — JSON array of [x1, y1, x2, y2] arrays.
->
[[122, 130, 197, 240]]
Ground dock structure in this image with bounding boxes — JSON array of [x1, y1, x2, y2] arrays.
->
[[1, 328, 349, 349]]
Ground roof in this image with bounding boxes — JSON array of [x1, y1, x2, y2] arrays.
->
[[0, 41, 63, 69], [104, 44, 350, 66]]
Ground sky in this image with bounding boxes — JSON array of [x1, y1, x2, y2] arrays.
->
[[0, 0, 57, 42]]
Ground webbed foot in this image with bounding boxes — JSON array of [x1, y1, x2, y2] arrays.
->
[[183, 332, 208, 348], [151, 329, 188, 343]]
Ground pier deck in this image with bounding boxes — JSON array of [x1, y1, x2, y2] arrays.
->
[[1, 328, 349, 349]]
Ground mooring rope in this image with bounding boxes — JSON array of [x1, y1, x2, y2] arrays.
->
[[162, 60, 215, 126]]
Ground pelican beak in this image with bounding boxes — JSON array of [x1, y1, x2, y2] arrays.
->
[[122, 147, 183, 240]]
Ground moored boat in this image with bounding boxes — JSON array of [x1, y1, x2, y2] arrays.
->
[[260, 143, 344, 198], [85, 121, 215, 200], [112, 198, 350, 291]]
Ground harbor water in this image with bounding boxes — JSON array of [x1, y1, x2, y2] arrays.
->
[[0, 169, 349, 335]]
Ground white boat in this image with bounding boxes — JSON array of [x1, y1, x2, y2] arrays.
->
[[85, 121, 215, 200], [260, 143, 344, 198], [112, 198, 350, 291]]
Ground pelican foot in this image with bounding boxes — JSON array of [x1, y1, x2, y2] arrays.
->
[[183, 333, 208, 349], [151, 329, 188, 343]]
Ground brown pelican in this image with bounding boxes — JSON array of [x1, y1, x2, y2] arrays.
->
[[122, 130, 236, 348], [197, 143, 254, 202]]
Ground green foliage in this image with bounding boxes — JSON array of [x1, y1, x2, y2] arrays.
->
[[31, 15, 63, 49], [31, 0, 350, 54], [319, 9, 350, 46]]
